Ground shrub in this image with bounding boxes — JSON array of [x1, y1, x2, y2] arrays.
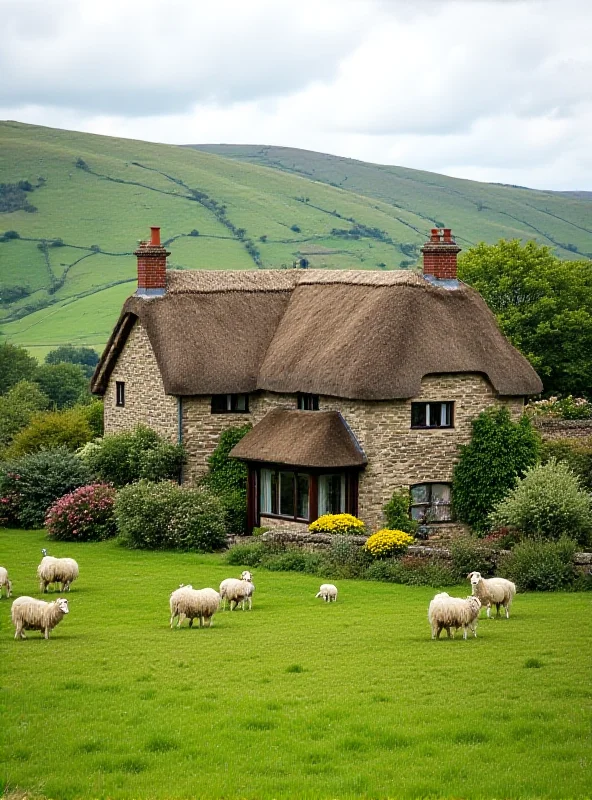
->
[[203, 425, 251, 495], [527, 395, 592, 420], [325, 536, 370, 578], [225, 541, 266, 567], [489, 459, 592, 547], [263, 548, 324, 574], [0, 447, 93, 528], [45, 483, 117, 541], [365, 555, 456, 586], [448, 535, 498, 582], [309, 513, 366, 535], [540, 438, 592, 490], [82, 401, 104, 438], [0, 380, 49, 450], [452, 408, 540, 533], [217, 489, 247, 536], [6, 406, 94, 456], [498, 537, 578, 591], [83, 426, 185, 487], [365, 529, 414, 558], [34, 363, 90, 409], [115, 481, 226, 552], [383, 489, 418, 535]]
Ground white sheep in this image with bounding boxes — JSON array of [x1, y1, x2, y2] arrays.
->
[[428, 592, 481, 640], [240, 570, 253, 582], [0, 566, 12, 598], [468, 571, 516, 619], [315, 584, 338, 602], [37, 549, 79, 593], [11, 596, 69, 640], [219, 577, 255, 611], [169, 586, 220, 628]]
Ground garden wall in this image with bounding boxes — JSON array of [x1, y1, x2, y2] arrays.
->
[[533, 419, 592, 441]]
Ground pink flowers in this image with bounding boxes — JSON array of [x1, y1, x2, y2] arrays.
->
[[45, 483, 117, 542]]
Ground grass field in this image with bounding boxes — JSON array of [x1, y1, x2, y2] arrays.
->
[[1, 529, 590, 800], [1, 122, 592, 357]]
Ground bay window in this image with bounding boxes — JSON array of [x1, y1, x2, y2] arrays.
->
[[258, 468, 354, 523]]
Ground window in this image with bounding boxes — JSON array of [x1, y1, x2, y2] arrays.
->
[[260, 468, 310, 521], [297, 393, 319, 411], [411, 401, 453, 428], [211, 394, 249, 414], [318, 473, 346, 515], [116, 381, 125, 407], [410, 483, 452, 522]]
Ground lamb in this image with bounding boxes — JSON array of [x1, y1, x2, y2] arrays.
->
[[11, 596, 69, 640], [315, 584, 338, 602], [467, 571, 516, 619], [219, 577, 255, 611], [240, 570, 253, 582], [428, 592, 481, 640], [169, 586, 220, 628], [37, 549, 79, 593], [0, 566, 12, 598]]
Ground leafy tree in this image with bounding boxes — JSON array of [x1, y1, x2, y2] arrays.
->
[[0, 380, 49, 450], [0, 342, 38, 395], [6, 407, 94, 457], [34, 362, 90, 409], [458, 240, 592, 397], [45, 345, 99, 379], [452, 407, 540, 533]]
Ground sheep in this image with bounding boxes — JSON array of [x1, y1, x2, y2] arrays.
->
[[467, 571, 516, 619], [0, 566, 12, 598], [11, 596, 69, 640], [219, 577, 255, 611], [240, 570, 253, 582], [315, 584, 338, 603], [37, 549, 79, 593], [169, 586, 220, 628], [428, 592, 481, 640]]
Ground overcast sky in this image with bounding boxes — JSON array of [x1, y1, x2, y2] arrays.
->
[[2, 0, 591, 190]]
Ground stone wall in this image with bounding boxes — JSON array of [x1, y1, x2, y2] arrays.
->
[[533, 418, 592, 441], [103, 320, 178, 441]]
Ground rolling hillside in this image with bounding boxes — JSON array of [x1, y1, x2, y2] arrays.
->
[[1, 122, 591, 358]]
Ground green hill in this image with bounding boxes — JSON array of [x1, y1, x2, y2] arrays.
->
[[1, 122, 591, 358]]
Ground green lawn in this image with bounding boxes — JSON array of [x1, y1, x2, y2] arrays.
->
[[1, 528, 590, 800]]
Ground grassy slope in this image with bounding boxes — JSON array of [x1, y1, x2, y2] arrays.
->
[[1, 528, 591, 800], [1, 124, 591, 356]]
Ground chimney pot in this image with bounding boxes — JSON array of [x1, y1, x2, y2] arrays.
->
[[150, 226, 161, 246], [421, 226, 461, 281], [134, 227, 170, 296]]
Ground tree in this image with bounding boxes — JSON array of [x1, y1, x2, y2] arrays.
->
[[0, 342, 38, 395], [6, 406, 94, 457], [458, 240, 592, 397], [45, 345, 99, 379], [34, 363, 89, 409], [452, 407, 540, 533], [0, 380, 49, 450]]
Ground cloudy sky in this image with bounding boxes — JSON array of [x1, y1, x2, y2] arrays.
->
[[2, 0, 591, 190]]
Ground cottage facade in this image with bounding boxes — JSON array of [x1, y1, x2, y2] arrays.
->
[[92, 227, 542, 536]]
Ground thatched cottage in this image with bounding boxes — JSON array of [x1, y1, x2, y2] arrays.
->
[[91, 227, 542, 536]]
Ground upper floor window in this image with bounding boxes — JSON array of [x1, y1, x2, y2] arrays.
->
[[116, 381, 125, 407], [211, 394, 249, 414], [297, 393, 319, 411], [411, 401, 453, 429], [410, 483, 452, 522]]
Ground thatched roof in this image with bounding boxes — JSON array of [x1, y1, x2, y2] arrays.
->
[[230, 409, 367, 468], [92, 269, 543, 398]]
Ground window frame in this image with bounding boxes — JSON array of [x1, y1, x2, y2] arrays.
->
[[211, 393, 250, 414], [297, 393, 320, 411], [410, 401, 454, 429], [115, 381, 125, 407], [410, 482, 453, 523]]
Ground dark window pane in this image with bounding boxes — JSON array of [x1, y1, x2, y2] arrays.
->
[[270, 471, 279, 515], [429, 403, 442, 427], [319, 473, 345, 515], [298, 394, 319, 411], [211, 395, 227, 413], [279, 472, 295, 517], [411, 403, 426, 427], [411, 484, 429, 504], [260, 469, 272, 514], [411, 505, 427, 521], [232, 394, 248, 412], [431, 483, 451, 503], [296, 474, 310, 519], [116, 381, 125, 407]]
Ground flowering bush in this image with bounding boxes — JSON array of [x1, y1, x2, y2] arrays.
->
[[45, 483, 117, 541], [365, 529, 414, 558], [526, 395, 592, 420], [308, 513, 366, 535]]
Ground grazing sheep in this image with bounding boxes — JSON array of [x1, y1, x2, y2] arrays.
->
[[468, 571, 516, 619], [11, 596, 69, 640], [219, 578, 255, 611], [170, 586, 220, 629], [0, 566, 12, 598], [240, 570, 253, 582], [315, 584, 338, 603], [37, 549, 79, 593], [428, 592, 481, 640]]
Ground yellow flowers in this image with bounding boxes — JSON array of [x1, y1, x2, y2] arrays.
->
[[365, 529, 414, 558], [309, 514, 366, 535]]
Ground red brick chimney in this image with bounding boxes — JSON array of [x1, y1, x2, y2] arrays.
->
[[421, 228, 461, 281], [134, 227, 171, 296]]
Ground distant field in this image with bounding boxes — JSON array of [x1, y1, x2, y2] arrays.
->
[[1, 122, 591, 356], [1, 528, 591, 800]]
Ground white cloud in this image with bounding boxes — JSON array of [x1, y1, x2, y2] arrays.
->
[[1, 0, 591, 189]]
